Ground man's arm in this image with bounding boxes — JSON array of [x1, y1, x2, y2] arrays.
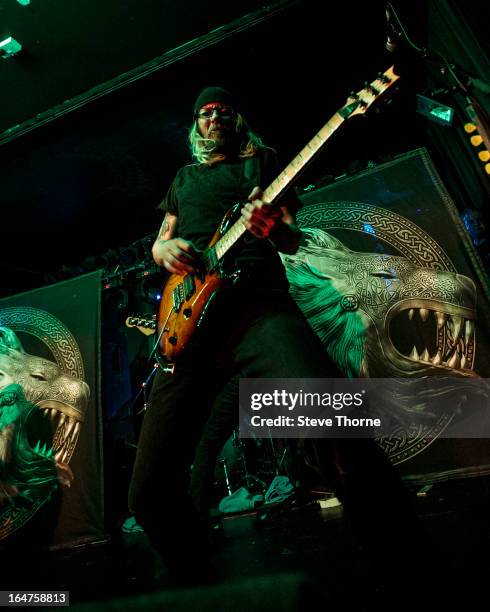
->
[[241, 187, 303, 255], [157, 212, 178, 241], [152, 212, 200, 274], [267, 203, 303, 255]]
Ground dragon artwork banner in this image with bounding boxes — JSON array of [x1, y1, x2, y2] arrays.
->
[[286, 147, 490, 484], [0, 270, 104, 548]]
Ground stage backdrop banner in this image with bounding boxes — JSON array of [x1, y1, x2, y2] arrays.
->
[[0, 270, 104, 548], [286, 147, 490, 484]]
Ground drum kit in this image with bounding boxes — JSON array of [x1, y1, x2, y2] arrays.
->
[[213, 430, 297, 509]]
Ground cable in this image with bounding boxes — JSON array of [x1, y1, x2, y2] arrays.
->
[[386, 2, 425, 54]]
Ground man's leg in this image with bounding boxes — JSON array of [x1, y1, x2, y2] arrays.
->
[[232, 293, 340, 379], [128, 364, 223, 585], [190, 376, 240, 520]]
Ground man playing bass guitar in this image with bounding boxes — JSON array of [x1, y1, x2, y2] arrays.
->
[[129, 86, 428, 592]]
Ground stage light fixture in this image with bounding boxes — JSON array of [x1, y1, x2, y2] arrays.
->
[[0, 36, 22, 58], [140, 277, 162, 305], [16, 0, 31, 6], [416, 94, 454, 126], [464, 104, 490, 175], [146, 288, 162, 303]]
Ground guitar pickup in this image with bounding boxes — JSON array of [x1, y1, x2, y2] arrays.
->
[[183, 273, 196, 300], [172, 284, 184, 312]]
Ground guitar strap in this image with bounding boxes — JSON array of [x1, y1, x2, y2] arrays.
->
[[243, 155, 260, 186], [243, 149, 278, 192]]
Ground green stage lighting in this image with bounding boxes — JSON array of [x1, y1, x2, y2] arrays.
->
[[416, 94, 454, 126], [0, 36, 22, 58]]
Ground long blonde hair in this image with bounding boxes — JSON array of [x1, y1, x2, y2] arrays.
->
[[189, 111, 265, 164]]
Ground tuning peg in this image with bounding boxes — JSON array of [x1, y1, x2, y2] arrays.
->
[[364, 81, 379, 95]]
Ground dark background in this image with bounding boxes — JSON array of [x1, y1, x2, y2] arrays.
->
[[1, 0, 489, 550], [0, 0, 488, 299]]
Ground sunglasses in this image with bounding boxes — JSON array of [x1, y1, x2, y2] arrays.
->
[[196, 106, 235, 120]]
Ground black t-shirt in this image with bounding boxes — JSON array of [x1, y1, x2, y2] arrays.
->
[[158, 147, 300, 288]]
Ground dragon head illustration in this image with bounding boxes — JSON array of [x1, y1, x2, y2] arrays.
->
[[1, 384, 61, 506], [282, 228, 477, 379], [0, 327, 89, 467]]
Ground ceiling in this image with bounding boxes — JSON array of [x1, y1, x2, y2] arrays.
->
[[0, 0, 277, 137], [0, 0, 430, 297]]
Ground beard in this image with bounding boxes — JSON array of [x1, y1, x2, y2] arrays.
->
[[206, 122, 239, 153], [209, 131, 227, 150], [208, 128, 231, 150]]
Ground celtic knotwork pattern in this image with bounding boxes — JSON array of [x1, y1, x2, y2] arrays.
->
[[298, 202, 456, 272], [0, 500, 47, 541], [377, 411, 454, 464], [0, 308, 84, 378], [396, 270, 459, 302]]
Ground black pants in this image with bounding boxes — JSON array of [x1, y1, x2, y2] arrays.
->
[[190, 375, 239, 520], [128, 289, 421, 584]]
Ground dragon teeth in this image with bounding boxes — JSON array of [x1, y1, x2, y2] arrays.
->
[[409, 346, 420, 360], [65, 417, 77, 438], [72, 421, 81, 443], [402, 309, 473, 371], [432, 351, 442, 366], [435, 312, 447, 329], [452, 315, 463, 340], [53, 417, 81, 464], [447, 351, 460, 369]]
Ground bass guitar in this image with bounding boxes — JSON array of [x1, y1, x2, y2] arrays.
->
[[156, 66, 400, 364], [125, 314, 156, 336]]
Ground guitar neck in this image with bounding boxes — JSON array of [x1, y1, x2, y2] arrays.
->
[[212, 112, 345, 261], [210, 65, 399, 264], [264, 112, 345, 204]]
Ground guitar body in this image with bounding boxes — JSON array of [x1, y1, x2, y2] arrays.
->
[[157, 207, 238, 362], [157, 269, 224, 361]]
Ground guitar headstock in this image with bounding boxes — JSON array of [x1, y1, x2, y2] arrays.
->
[[341, 65, 400, 119], [125, 314, 156, 336]]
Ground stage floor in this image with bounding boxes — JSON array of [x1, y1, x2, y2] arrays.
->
[[4, 475, 490, 610]]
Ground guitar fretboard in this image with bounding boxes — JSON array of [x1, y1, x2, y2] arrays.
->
[[204, 65, 398, 268], [210, 113, 345, 264]]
